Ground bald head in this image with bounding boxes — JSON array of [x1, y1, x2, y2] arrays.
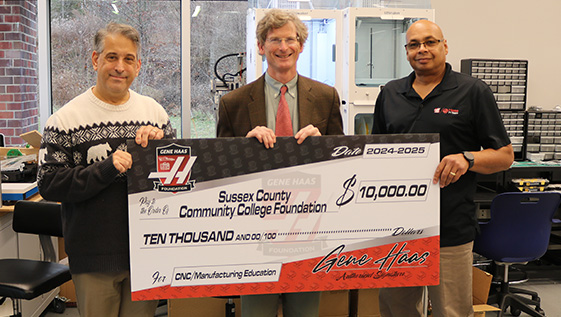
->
[[405, 20, 448, 76], [406, 20, 445, 42]]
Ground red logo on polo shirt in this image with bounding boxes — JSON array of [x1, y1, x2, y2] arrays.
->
[[434, 107, 459, 115]]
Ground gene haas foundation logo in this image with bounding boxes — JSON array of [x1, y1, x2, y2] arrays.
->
[[148, 143, 197, 192]]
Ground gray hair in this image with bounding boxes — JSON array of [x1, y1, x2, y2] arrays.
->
[[94, 22, 141, 57]]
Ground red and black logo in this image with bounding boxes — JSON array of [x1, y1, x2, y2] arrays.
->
[[433, 107, 459, 115], [148, 143, 196, 192]]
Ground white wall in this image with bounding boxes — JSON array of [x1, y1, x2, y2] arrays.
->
[[431, 0, 560, 110]]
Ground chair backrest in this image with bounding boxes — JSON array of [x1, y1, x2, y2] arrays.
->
[[12, 200, 63, 263], [12, 200, 63, 237], [474, 192, 561, 263]]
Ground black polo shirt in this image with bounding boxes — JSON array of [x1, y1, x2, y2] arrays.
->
[[373, 63, 511, 247]]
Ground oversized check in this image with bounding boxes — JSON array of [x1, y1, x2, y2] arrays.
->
[[127, 134, 440, 300]]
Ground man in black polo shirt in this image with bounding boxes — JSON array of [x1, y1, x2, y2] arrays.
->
[[373, 20, 514, 316]]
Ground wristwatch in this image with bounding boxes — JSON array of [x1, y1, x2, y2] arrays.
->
[[463, 151, 474, 169]]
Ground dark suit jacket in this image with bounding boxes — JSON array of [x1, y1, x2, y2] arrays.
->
[[217, 75, 344, 137]]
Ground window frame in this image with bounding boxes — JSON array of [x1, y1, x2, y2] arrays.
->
[[38, 0, 191, 138]]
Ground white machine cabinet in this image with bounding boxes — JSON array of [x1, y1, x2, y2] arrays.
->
[[342, 7, 434, 135], [245, 6, 434, 135]]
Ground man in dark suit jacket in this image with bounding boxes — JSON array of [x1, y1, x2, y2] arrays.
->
[[217, 9, 343, 148], [217, 8, 343, 317], [217, 74, 343, 142]]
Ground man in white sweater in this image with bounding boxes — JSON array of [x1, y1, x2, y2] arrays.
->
[[38, 22, 174, 317]]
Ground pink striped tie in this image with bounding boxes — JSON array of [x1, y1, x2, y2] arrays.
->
[[275, 85, 293, 136]]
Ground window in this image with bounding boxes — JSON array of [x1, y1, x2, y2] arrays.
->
[[354, 17, 414, 87], [190, 1, 247, 138], [45, 1, 253, 139], [49, 0, 182, 135]]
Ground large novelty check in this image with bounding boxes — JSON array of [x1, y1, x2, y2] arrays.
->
[[127, 134, 440, 301]]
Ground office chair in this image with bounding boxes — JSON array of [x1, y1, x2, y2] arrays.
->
[[473, 192, 561, 317], [0, 200, 71, 316]]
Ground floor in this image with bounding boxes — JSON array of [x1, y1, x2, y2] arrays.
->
[[40, 282, 561, 317], [41, 261, 561, 317], [41, 301, 168, 317], [497, 280, 561, 316]]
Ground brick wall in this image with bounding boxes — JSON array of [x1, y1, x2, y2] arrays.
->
[[0, 0, 38, 147]]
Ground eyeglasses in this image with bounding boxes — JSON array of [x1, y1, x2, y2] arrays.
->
[[404, 39, 443, 50], [266, 36, 300, 46]]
